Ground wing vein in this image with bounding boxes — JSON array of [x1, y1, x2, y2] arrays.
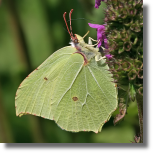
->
[[89, 65, 117, 99], [87, 66, 114, 109], [84, 67, 96, 131], [55, 62, 84, 106]]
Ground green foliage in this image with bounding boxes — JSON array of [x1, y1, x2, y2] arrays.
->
[[103, 0, 143, 142], [105, 0, 143, 106]]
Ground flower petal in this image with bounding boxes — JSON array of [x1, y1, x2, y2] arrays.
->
[[95, 4, 99, 9], [106, 54, 113, 59], [94, 0, 104, 9], [88, 23, 104, 29], [104, 38, 108, 49], [88, 23, 109, 50]]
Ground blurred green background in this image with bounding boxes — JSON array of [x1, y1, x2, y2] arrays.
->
[[0, 0, 139, 143]]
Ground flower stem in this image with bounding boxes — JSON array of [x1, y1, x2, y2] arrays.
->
[[136, 93, 143, 143]]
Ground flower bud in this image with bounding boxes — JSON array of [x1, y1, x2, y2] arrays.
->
[[124, 41, 132, 51], [130, 22, 141, 32], [138, 87, 143, 96], [128, 69, 137, 80], [122, 61, 131, 71]]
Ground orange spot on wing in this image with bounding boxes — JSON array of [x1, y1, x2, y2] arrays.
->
[[44, 77, 48, 80], [72, 96, 78, 101]]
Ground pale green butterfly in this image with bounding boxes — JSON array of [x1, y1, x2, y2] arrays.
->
[[15, 9, 118, 133]]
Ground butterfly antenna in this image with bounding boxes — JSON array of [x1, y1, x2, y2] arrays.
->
[[63, 12, 72, 37], [69, 9, 73, 36], [63, 9, 78, 42]]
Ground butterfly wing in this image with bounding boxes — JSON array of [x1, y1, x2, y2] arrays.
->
[[51, 58, 118, 133], [15, 46, 117, 133], [15, 46, 83, 118]]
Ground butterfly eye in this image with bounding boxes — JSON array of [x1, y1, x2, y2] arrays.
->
[[74, 39, 78, 44]]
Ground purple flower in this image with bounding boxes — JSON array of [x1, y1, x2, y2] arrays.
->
[[105, 54, 113, 59], [95, 0, 104, 9], [88, 23, 113, 59], [88, 23, 108, 48], [104, 38, 108, 49]]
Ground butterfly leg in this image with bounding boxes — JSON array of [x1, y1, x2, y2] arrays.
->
[[95, 54, 106, 61], [95, 46, 107, 61], [88, 37, 98, 45]]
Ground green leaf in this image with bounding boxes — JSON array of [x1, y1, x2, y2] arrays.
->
[[129, 83, 136, 101], [118, 47, 124, 54], [15, 35, 118, 133]]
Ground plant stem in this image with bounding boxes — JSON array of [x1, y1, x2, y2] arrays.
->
[[136, 93, 143, 143]]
